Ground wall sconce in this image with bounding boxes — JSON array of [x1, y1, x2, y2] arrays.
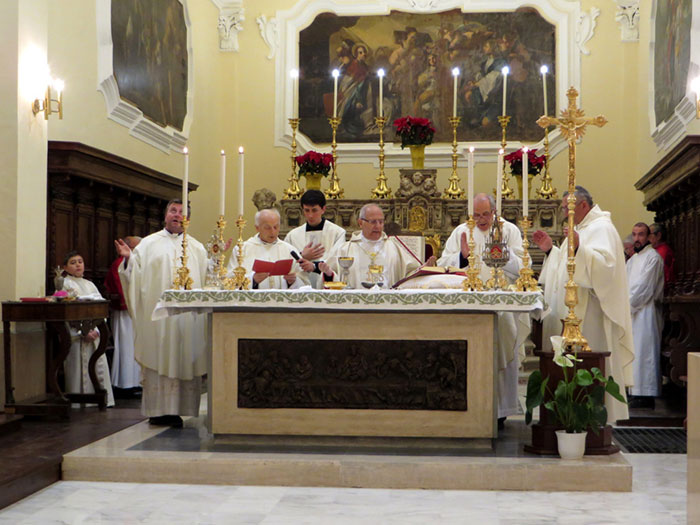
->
[[692, 77, 700, 119], [32, 77, 63, 119]]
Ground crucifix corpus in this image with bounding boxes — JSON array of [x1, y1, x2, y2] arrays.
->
[[536, 87, 607, 352]]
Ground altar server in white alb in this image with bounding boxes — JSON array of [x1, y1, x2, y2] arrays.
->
[[324, 204, 422, 289], [284, 190, 346, 288], [230, 208, 308, 289], [115, 199, 208, 427], [533, 186, 634, 423], [626, 222, 664, 409], [437, 193, 526, 427], [61, 251, 115, 407]]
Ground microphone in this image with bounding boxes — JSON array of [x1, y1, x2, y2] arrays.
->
[[290, 250, 301, 261]]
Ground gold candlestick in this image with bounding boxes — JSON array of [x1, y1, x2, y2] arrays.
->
[[224, 215, 250, 290], [173, 217, 194, 290], [325, 117, 344, 199], [284, 118, 303, 199], [514, 217, 541, 292], [461, 217, 484, 291], [371, 116, 392, 199], [205, 215, 227, 289], [536, 126, 558, 199], [444, 116, 465, 199], [497, 115, 515, 199]]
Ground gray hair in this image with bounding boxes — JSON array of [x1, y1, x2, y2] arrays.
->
[[562, 185, 593, 207], [623, 234, 633, 244], [650, 223, 664, 237], [473, 193, 496, 211], [358, 203, 383, 221], [254, 208, 280, 226]]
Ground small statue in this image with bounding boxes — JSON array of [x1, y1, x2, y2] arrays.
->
[[53, 266, 65, 292]]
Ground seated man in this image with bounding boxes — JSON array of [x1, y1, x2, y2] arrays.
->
[[229, 208, 308, 289], [284, 190, 346, 289], [438, 193, 526, 428]]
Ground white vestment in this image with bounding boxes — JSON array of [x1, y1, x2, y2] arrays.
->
[[326, 231, 421, 289], [438, 219, 528, 418], [110, 310, 140, 388], [627, 244, 664, 397], [229, 234, 309, 289], [119, 229, 207, 417], [539, 205, 634, 422], [62, 275, 115, 407], [284, 219, 346, 288]]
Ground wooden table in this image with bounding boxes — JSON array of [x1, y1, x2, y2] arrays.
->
[[2, 300, 110, 417]]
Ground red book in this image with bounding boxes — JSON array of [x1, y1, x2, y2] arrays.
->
[[252, 259, 294, 276]]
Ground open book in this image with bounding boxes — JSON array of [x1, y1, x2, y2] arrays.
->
[[391, 266, 465, 288], [252, 259, 293, 276]]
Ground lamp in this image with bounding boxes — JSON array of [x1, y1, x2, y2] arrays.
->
[[32, 76, 64, 119], [692, 77, 700, 119]]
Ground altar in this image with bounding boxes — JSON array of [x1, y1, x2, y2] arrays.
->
[[154, 289, 544, 439]]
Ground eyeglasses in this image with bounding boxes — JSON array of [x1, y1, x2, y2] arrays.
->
[[360, 218, 385, 225], [473, 211, 493, 219]]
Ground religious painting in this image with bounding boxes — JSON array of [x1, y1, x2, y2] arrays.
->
[[298, 8, 555, 145], [653, 0, 693, 127], [111, 0, 188, 131]]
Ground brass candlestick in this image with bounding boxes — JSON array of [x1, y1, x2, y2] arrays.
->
[[461, 217, 484, 291], [223, 215, 250, 290], [284, 118, 303, 199], [536, 126, 558, 199], [537, 87, 608, 352], [514, 217, 540, 292], [497, 115, 515, 199], [173, 217, 194, 290], [371, 116, 392, 199], [444, 116, 465, 199], [205, 215, 227, 289], [325, 117, 344, 199]]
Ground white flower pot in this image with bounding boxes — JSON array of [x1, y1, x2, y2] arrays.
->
[[555, 430, 587, 459]]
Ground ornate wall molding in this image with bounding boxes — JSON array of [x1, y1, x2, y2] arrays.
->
[[256, 14, 278, 60], [576, 7, 600, 55], [613, 1, 639, 42], [211, 0, 245, 52]]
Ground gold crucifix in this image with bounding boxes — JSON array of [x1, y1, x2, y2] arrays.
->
[[536, 87, 607, 352]]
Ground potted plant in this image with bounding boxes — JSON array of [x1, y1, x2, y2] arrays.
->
[[392, 116, 436, 169], [504, 148, 546, 199], [295, 151, 334, 190], [525, 336, 627, 459]]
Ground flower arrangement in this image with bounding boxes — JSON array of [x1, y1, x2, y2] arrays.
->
[[504, 148, 546, 176], [295, 151, 334, 177], [392, 116, 436, 149], [525, 337, 627, 435]]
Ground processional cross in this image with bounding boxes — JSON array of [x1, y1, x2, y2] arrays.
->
[[536, 87, 607, 352]]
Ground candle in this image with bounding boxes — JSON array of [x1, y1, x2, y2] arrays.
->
[[219, 150, 226, 217], [468, 146, 475, 216], [501, 66, 509, 116], [540, 65, 548, 116], [182, 147, 189, 218], [290, 69, 299, 119], [332, 69, 339, 118], [496, 149, 504, 217], [238, 146, 244, 217], [452, 67, 460, 118], [377, 69, 384, 117], [522, 147, 529, 217]]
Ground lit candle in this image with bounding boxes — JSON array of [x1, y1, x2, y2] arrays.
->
[[219, 150, 226, 217], [496, 148, 504, 217], [332, 69, 339, 118], [522, 147, 529, 217], [377, 69, 384, 117], [452, 67, 460, 118], [540, 65, 548, 116], [501, 66, 509, 116], [182, 147, 189, 218], [238, 147, 244, 217], [468, 146, 475, 216], [290, 69, 299, 119]]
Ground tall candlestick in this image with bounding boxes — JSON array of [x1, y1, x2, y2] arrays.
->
[[332, 69, 339, 118], [182, 147, 189, 218], [290, 69, 299, 119], [219, 150, 226, 217], [501, 66, 509, 116], [238, 146, 244, 216], [468, 146, 475, 216], [496, 148, 503, 217], [540, 65, 548, 116], [522, 147, 529, 217], [452, 67, 460, 118], [377, 68, 384, 117]]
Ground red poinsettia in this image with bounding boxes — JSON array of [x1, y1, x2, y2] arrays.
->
[[504, 149, 546, 176], [392, 116, 436, 149], [295, 151, 334, 176]]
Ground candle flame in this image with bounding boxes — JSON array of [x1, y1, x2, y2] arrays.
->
[[522, 146, 529, 152], [377, 68, 385, 77], [692, 77, 700, 94], [332, 69, 340, 78], [540, 65, 548, 75], [501, 66, 509, 76], [499, 148, 504, 155], [221, 150, 225, 155], [452, 67, 460, 77], [183, 147, 188, 154], [290, 69, 299, 78], [469, 146, 475, 153], [238, 146, 244, 154]]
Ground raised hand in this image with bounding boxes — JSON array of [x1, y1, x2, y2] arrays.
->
[[460, 231, 470, 259], [532, 230, 553, 252], [114, 238, 132, 259]]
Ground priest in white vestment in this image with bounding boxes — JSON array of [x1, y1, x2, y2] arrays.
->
[[229, 208, 308, 289], [116, 200, 208, 427], [533, 186, 634, 422], [61, 251, 115, 407], [283, 190, 346, 289], [626, 222, 664, 407], [437, 193, 527, 424], [324, 204, 421, 289]]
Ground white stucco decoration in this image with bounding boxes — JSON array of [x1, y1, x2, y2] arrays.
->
[[576, 7, 600, 55], [613, 1, 639, 42], [407, 0, 440, 10], [211, 0, 244, 52], [257, 15, 279, 60]]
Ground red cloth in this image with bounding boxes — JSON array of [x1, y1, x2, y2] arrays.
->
[[104, 256, 127, 310], [654, 242, 675, 283]]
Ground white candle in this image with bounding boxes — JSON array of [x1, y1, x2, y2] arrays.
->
[[377, 69, 384, 117], [540, 65, 548, 116], [501, 66, 509, 116], [468, 146, 475, 216], [290, 69, 299, 119], [219, 150, 226, 217], [332, 69, 339, 118], [182, 147, 189, 218], [496, 148, 504, 217], [522, 147, 529, 217], [452, 67, 460, 118], [238, 146, 245, 217]]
